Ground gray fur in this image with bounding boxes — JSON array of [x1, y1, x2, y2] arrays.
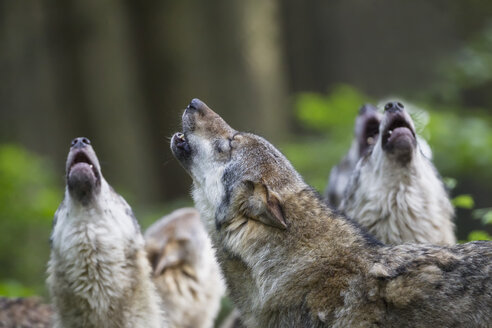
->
[[340, 105, 455, 245], [325, 104, 381, 207], [47, 139, 165, 328], [171, 99, 492, 328]]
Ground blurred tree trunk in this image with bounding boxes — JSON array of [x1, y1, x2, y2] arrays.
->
[[0, 1, 67, 162], [238, 0, 288, 141], [43, 0, 160, 203], [278, 0, 339, 94], [125, 0, 289, 200]]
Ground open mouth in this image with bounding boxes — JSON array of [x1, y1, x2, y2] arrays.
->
[[358, 117, 380, 156], [381, 113, 416, 149], [68, 150, 99, 180], [172, 132, 191, 154]]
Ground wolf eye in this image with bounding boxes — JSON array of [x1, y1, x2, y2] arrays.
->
[[214, 139, 231, 154]]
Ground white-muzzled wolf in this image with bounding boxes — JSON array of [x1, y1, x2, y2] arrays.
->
[[340, 102, 455, 245], [47, 137, 165, 328]]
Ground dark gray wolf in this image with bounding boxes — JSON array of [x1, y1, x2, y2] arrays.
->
[[171, 99, 492, 328]]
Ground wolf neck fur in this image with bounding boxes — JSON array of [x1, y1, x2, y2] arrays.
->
[[342, 147, 455, 245], [198, 186, 376, 324], [49, 181, 149, 325]]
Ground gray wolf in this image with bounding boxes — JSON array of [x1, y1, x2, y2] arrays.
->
[[47, 137, 165, 328], [145, 208, 225, 328], [171, 99, 492, 328], [324, 104, 381, 208], [340, 102, 455, 245]]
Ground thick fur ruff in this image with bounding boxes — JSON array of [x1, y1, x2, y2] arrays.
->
[[171, 99, 491, 327], [145, 208, 225, 328], [48, 143, 165, 328], [325, 140, 359, 208], [340, 108, 455, 245]]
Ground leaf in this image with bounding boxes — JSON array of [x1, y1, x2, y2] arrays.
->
[[442, 177, 457, 190], [452, 194, 475, 209], [467, 230, 492, 241], [0, 280, 35, 297], [481, 211, 492, 225]]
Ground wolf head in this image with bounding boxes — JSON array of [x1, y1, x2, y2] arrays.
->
[[340, 102, 455, 245], [354, 104, 382, 158], [145, 208, 213, 279], [325, 104, 381, 207], [171, 99, 304, 233], [55, 137, 138, 230], [65, 137, 103, 204]]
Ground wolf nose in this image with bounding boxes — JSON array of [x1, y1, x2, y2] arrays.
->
[[384, 101, 404, 112], [187, 98, 204, 111], [71, 137, 91, 149]]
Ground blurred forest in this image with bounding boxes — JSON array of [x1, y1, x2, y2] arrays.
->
[[1, 0, 492, 301]]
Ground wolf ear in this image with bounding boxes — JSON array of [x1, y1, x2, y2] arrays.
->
[[243, 181, 287, 230], [148, 243, 187, 277]]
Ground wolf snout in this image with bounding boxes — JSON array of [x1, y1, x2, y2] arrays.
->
[[71, 137, 91, 149], [174, 133, 190, 151], [384, 101, 404, 113], [187, 98, 206, 111]]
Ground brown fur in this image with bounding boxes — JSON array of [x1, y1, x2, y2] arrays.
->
[[171, 99, 492, 328], [0, 297, 53, 328]]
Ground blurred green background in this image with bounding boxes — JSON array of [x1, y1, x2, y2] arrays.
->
[[1, 0, 492, 308]]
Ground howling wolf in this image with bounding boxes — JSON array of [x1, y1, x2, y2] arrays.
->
[[325, 104, 381, 208], [47, 137, 165, 328], [171, 99, 491, 328], [340, 102, 455, 245]]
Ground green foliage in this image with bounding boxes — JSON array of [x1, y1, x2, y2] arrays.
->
[[0, 145, 61, 296], [467, 230, 492, 241], [452, 195, 475, 209], [281, 85, 372, 191], [438, 23, 492, 97], [473, 208, 492, 226], [280, 137, 348, 192], [295, 85, 368, 134], [0, 280, 35, 297], [423, 110, 492, 178], [442, 177, 457, 190]]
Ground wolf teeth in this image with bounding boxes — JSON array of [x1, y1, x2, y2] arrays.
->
[[388, 130, 393, 135], [367, 137, 374, 145], [90, 165, 93, 168]]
